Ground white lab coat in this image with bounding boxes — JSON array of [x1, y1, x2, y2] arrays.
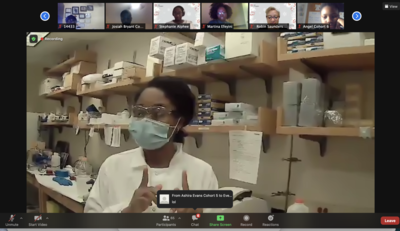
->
[[84, 143, 218, 213]]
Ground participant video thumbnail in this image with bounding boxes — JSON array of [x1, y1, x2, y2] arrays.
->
[[249, 3, 296, 30], [201, 3, 248, 30], [297, 3, 344, 30], [154, 3, 201, 30], [105, 3, 152, 30], [57, 3, 105, 29]]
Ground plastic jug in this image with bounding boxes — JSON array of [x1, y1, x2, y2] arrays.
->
[[287, 199, 309, 213], [51, 152, 61, 170]]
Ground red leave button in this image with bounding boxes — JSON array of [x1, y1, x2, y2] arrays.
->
[[381, 216, 399, 225]]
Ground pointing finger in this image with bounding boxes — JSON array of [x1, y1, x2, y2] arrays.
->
[[140, 168, 149, 187], [182, 170, 189, 190]]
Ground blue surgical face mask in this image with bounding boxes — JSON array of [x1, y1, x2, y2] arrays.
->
[[128, 118, 180, 150]]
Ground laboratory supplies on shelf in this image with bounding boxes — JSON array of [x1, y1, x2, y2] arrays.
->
[[287, 199, 309, 213], [280, 32, 324, 54], [39, 78, 63, 96]]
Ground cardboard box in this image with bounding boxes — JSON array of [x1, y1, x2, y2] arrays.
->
[[163, 46, 176, 67], [197, 47, 207, 65], [205, 45, 225, 63], [225, 32, 278, 60], [175, 43, 198, 67], [194, 32, 224, 49], [115, 67, 146, 80], [63, 73, 81, 89], [149, 36, 177, 60], [114, 61, 136, 70], [70, 61, 97, 75]]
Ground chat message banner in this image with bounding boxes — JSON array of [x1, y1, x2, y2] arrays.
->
[[157, 190, 233, 209]]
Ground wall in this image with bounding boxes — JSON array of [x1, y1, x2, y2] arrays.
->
[[40, 32, 374, 213], [62, 3, 105, 29], [105, 3, 152, 29], [201, 3, 248, 29]]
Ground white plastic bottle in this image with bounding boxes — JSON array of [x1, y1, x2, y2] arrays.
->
[[51, 152, 61, 170], [287, 199, 309, 213]]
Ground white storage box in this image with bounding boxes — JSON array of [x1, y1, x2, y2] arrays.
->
[[149, 36, 177, 60]]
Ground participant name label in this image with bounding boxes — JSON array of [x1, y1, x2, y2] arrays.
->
[[157, 190, 233, 208]]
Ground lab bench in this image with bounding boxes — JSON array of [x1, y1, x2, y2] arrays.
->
[[27, 171, 84, 213]]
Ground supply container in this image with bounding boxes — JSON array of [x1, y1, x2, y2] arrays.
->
[[51, 152, 61, 170], [287, 199, 309, 213]]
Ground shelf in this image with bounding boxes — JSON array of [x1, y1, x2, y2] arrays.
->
[[41, 121, 74, 127], [161, 40, 288, 85], [45, 50, 97, 76], [77, 77, 153, 99], [276, 107, 374, 138], [277, 38, 375, 73], [45, 87, 77, 100]]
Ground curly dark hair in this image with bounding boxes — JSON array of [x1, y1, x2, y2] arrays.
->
[[209, 3, 232, 20]]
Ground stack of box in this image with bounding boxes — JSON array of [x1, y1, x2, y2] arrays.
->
[[298, 78, 325, 127], [215, 103, 259, 126], [149, 36, 178, 60], [67, 50, 97, 91], [164, 43, 199, 69], [191, 94, 233, 126], [280, 32, 324, 54], [344, 84, 362, 124], [113, 61, 145, 81], [282, 81, 302, 126]]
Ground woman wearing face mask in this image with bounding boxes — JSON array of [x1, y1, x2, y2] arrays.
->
[[208, 3, 233, 24], [166, 6, 194, 29], [84, 77, 219, 213], [320, 3, 344, 29]]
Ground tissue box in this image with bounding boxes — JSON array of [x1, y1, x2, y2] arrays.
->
[[70, 61, 97, 75], [163, 46, 176, 67], [194, 32, 224, 49], [149, 36, 177, 60], [225, 32, 278, 60], [225, 103, 257, 113], [205, 45, 225, 62], [175, 43, 198, 67]]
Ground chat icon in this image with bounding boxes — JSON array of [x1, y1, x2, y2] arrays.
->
[[192, 215, 198, 221]]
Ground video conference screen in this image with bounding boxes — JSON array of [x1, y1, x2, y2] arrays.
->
[[297, 3, 344, 29], [57, 3, 105, 29], [105, 3, 152, 29], [249, 3, 296, 30], [153, 3, 201, 30]]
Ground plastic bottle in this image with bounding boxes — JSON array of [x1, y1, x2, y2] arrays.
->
[[51, 152, 61, 170], [287, 199, 309, 213], [78, 111, 84, 121]]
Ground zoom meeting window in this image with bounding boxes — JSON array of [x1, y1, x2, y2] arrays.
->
[[249, 3, 296, 30], [297, 3, 344, 30], [106, 3, 152, 30]]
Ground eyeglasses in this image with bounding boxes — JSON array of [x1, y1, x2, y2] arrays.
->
[[132, 105, 174, 121], [218, 11, 227, 15], [267, 16, 280, 19]]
